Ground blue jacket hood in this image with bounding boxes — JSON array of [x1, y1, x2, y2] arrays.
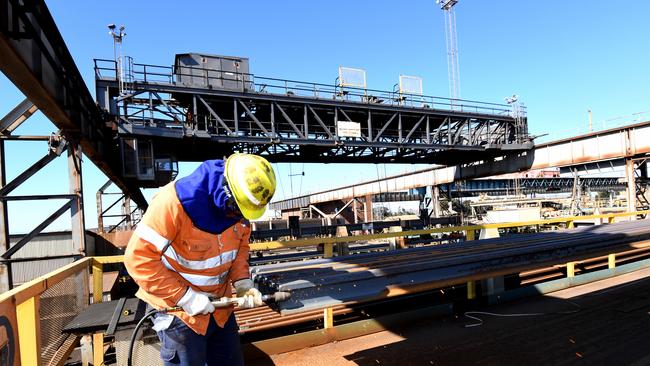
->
[[174, 159, 239, 234]]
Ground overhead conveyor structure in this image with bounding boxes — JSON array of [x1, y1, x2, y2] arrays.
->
[[94, 54, 532, 188]]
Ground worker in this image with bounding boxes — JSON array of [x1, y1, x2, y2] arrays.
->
[[124, 153, 276, 366]]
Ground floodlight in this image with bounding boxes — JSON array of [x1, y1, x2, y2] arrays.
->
[[504, 95, 519, 104]]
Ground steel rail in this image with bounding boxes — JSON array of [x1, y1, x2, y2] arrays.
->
[[235, 243, 650, 335], [258, 230, 644, 287], [251, 220, 650, 314], [251, 226, 616, 281]]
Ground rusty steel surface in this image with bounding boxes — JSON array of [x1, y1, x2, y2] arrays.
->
[[252, 220, 650, 314], [249, 266, 650, 366], [237, 244, 650, 336]]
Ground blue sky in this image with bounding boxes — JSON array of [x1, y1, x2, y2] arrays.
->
[[2, 0, 650, 233]]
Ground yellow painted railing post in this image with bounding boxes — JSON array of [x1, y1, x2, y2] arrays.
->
[[467, 281, 476, 300], [567, 262, 576, 277], [92, 260, 105, 365], [92, 260, 103, 304], [323, 243, 333, 258], [16, 296, 41, 366], [608, 254, 616, 269], [323, 307, 334, 328], [93, 333, 104, 365], [466, 230, 476, 299], [466, 229, 475, 241], [567, 220, 575, 229], [608, 215, 615, 224]]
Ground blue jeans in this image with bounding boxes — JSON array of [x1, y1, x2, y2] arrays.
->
[[156, 314, 244, 366]]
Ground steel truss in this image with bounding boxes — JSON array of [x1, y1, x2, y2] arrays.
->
[[0, 0, 146, 207], [0, 99, 85, 290], [449, 177, 626, 197], [95, 59, 533, 165], [96, 180, 142, 234]]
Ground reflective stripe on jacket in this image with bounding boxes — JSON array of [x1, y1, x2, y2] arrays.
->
[[124, 182, 251, 335]]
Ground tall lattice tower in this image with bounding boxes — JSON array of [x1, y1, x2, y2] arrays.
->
[[437, 0, 460, 102]]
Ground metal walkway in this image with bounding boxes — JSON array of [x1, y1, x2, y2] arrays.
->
[[94, 59, 532, 168]]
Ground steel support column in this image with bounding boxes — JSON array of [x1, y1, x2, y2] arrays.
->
[[626, 159, 637, 218], [432, 185, 441, 219], [122, 195, 132, 230], [0, 139, 9, 292], [96, 180, 112, 233], [364, 194, 373, 223], [68, 142, 86, 254]]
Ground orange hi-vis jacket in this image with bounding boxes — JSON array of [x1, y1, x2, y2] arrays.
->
[[124, 182, 251, 335]]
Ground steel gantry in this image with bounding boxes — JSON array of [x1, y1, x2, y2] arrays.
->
[[0, 98, 86, 290], [94, 58, 532, 173], [0, 0, 147, 289], [0, 0, 146, 207]]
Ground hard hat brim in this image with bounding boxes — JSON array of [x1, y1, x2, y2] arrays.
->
[[239, 205, 265, 220]]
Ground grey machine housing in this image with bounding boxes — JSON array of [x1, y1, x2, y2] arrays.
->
[[174, 53, 252, 91]]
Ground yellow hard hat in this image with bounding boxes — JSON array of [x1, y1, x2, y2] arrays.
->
[[224, 153, 276, 220]]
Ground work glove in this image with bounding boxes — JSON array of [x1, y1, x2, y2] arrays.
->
[[234, 279, 263, 309], [176, 287, 215, 316]]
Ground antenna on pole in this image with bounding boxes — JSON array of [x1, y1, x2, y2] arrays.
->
[[505, 94, 525, 142], [108, 23, 127, 95], [437, 0, 460, 104]]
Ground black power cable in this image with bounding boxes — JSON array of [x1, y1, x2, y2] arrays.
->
[[127, 308, 158, 366]]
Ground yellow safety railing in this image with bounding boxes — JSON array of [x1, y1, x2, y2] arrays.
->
[[0, 257, 92, 365], [0, 256, 125, 366], [91, 256, 124, 365], [249, 210, 650, 254], [1, 209, 647, 365]]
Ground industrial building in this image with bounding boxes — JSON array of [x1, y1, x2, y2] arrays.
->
[[2, 0, 650, 365]]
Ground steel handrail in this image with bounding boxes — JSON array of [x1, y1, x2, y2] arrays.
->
[[94, 59, 522, 116]]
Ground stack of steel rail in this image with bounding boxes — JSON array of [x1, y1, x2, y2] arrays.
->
[[252, 219, 650, 314], [236, 244, 650, 334]]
